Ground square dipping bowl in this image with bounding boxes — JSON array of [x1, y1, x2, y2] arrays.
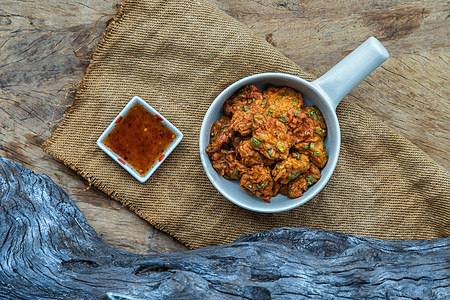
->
[[96, 96, 183, 183]]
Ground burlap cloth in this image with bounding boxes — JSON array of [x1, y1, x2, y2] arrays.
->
[[43, 0, 449, 249]]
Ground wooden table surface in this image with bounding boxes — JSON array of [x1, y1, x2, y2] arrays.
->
[[1, 0, 448, 254]]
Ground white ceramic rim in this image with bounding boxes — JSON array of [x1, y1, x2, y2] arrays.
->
[[97, 96, 183, 183], [199, 73, 341, 213]]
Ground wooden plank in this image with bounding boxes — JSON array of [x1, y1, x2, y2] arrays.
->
[[0, 0, 448, 254]]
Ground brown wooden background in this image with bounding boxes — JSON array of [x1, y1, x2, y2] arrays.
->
[[0, 0, 448, 254]]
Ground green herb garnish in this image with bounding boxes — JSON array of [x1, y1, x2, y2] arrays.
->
[[288, 173, 300, 180], [278, 115, 288, 123], [252, 138, 261, 148], [276, 141, 285, 153]]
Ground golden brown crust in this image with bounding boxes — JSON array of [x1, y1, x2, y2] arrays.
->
[[223, 85, 264, 117], [207, 85, 328, 202], [240, 165, 275, 203], [211, 149, 247, 180]]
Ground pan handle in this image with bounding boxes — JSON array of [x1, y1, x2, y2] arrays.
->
[[312, 37, 389, 110]]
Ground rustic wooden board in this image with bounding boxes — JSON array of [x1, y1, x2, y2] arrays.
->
[[0, 0, 448, 254]]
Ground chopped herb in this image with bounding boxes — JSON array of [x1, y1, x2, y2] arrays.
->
[[310, 110, 315, 116], [268, 149, 274, 157], [316, 128, 325, 135], [276, 141, 285, 153], [313, 151, 320, 155], [242, 105, 250, 112], [293, 98, 297, 106], [262, 101, 267, 106], [252, 138, 261, 147], [306, 175, 316, 185], [278, 115, 288, 123], [252, 97, 256, 102], [210, 132, 214, 137], [255, 184, 262, 189], [325, 153, 328, 157], [248, 184, 253, 189], [295, 108, 301, 116], [310, 142, 314, 149], [288, 173, 300, 180], [262, 180, 268, 188], [267, 109, 274, 116], [292, 152, 299, 158], [312, 105, 319, 109], [222, 124, 227, 129], [304, 144, 310, 149]]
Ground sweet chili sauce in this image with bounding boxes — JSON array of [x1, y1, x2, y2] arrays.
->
[[102, 103, 175, 176]]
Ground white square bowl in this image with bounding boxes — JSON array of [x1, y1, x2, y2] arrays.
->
[[96, 96, 183, 183]]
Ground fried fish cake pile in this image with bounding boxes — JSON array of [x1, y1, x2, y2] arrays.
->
[[206, 84, 328, 203]]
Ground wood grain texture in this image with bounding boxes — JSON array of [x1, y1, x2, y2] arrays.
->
[[1, 157, 449, 299], [0, 0, 448, 254]]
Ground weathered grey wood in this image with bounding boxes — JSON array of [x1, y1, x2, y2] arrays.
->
[[0, 157, 449, 299], [0, 0, 448, 255]]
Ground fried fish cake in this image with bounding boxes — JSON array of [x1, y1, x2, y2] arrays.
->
[[209, 116, 230, 144], [287, 108, 315, 145], [303, 106, 327, 139], [210, 149, 247, 180], [272, 154, 310, 184], [251, 114, 291, 160], [263, 85, 304, 125], [223, 85, 264, 117], [236, 139, 274, 166], [240, 165, 275, 203], [305, 135, 328, 168], [207, 84, 328, 203], [281, 162, 322, 198]]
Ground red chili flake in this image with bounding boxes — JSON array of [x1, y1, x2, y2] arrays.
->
[[267, 121, 273, 126], [115, 116, 123, 124], [158, 154, 165, 162], [118, 158, 126, 165], [156, 115, 163, 121]]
